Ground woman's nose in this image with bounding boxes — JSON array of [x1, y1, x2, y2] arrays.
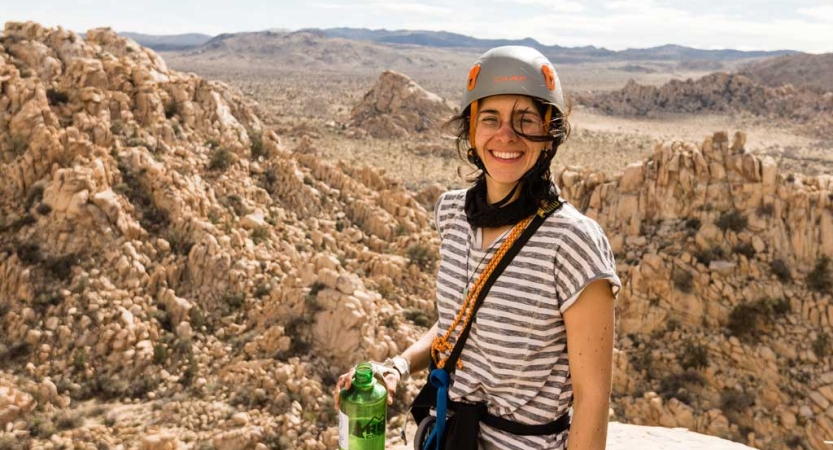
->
[[493, 119, 517, 142]]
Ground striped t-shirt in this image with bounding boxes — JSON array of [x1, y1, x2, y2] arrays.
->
[[433, 188, 622, 450]]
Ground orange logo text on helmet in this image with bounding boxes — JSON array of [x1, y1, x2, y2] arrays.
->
[[493, 75, 527, 83]]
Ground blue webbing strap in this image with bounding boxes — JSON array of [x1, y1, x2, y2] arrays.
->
[[425, 369, 450, 450]]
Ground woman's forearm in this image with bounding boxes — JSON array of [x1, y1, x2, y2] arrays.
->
[[566, 393, 610, 450], [400, 322, 438, 376]]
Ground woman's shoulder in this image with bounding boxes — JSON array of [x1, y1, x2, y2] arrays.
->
[[543, 201, 607, 239], [435, 189, 467, 211]]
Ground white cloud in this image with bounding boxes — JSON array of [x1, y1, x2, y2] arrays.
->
[[797, 5, 833, 22], [495, 0, 587, 13]]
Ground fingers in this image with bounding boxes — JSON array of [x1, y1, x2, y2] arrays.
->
[[333, 369, 356, 410], [383, 372, 400, 406]]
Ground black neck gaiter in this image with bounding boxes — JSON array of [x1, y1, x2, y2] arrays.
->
[[464, 179, 540, 228]]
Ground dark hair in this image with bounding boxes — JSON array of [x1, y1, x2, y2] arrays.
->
[[445, 96, 572, 205]]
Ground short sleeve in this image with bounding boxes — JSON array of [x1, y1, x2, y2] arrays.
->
[[433, 192, 447, 239], [555, 219, 621, 314]]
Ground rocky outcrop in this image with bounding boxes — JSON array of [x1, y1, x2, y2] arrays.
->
[[578, 73, 833, 139], [0, 21, 437, 449], [349, 70, 455, 138], [556, 130, 833, 450]]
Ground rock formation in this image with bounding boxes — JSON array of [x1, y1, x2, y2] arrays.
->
[[349, 70, 455, 138], [555, 130, 833, 450], [0, 22, 436, 449], [578, 73, 833, 139]]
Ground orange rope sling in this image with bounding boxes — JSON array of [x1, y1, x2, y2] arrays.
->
[[430, 215, 534, 370]]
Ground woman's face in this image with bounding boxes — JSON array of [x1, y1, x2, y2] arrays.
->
[[473, 95, 548, 193]]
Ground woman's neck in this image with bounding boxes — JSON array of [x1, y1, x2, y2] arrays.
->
[[485, 178, 521, 205]]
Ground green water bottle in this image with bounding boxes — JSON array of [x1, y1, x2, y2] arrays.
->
[[338, 362, 387, 450]]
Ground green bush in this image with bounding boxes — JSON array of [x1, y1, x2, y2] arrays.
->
[[250, 133, 266, 159], [807, 256, 832, 294], [223, 292, 245, 310], [716, 211, 747, 232], [55, 411, 84, 430], [403, 307, 436, 328], [251, 227, 270, 244], [153, 344, 168, 365], [694, 246, 725, 266], [407, 243, 438, 270], [208, 147, 234, 171]]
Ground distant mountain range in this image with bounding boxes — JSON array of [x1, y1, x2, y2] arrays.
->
[[123, 28, 797, 63], [119, 32, 214, 51]]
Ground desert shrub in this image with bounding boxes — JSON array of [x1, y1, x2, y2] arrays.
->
[[46, 88, 69, 105], [721, 388, 755, 412], [684, 218, 701, 230], [733, 242, 755, 259], [771, 259, 792, 283], [0, 435, 30, 450], [260, 169, 279, 195], [673, 269, 694, 293], [305, 282, 326, 313], [72, 348, 88, 372], [117, 162, 169, 234], [55, 411, 84, 430], [165, 229, 194, 256], [153, 344, 168, 365], [813, 333, 830, 358], [223, 195, 247, 217], [786, 174, 795, 183], [727, 300, 772, 341], [189, 307, 208, 331], [9, 134, 28, 157], [303, 175, 314, 186], [223, 292, 245, 310], [694, 246, 725, 266], [16, 242, 43, 265], [756, 203, 775, 217], [659, 369, 704, 404], [28, 416, 56, 439], [807, 256, 832, 294], [679, 342, 709, 370], [251, 227, 269, 244], [44, 253, 79, 281], [250, 133, 266, 159], [36, 203, 52, 215], [716, 211, 747, 232], [629, 347, 653, 373], [767, 297, 792, 315], [151, 309, 173, 333], [164, 99, 179, 119], [407, 243, 437, 270], [403, 307, 436, 328], [110, 119, 124, 135], [208, 147, 234, 171], [254, 283, 271, 298]]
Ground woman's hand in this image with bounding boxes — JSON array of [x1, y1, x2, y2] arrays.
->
[[333, 363, 401, 409]]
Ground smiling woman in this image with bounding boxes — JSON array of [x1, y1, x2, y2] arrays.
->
[[335, 46, 621, 450]]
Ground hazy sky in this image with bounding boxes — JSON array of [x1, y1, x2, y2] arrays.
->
[[3, 0, 832, 53]]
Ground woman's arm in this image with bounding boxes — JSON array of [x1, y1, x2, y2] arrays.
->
[[563, 279, 616, 450]]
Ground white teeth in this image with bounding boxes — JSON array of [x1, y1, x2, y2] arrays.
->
[[492, 151, 522, 160]]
